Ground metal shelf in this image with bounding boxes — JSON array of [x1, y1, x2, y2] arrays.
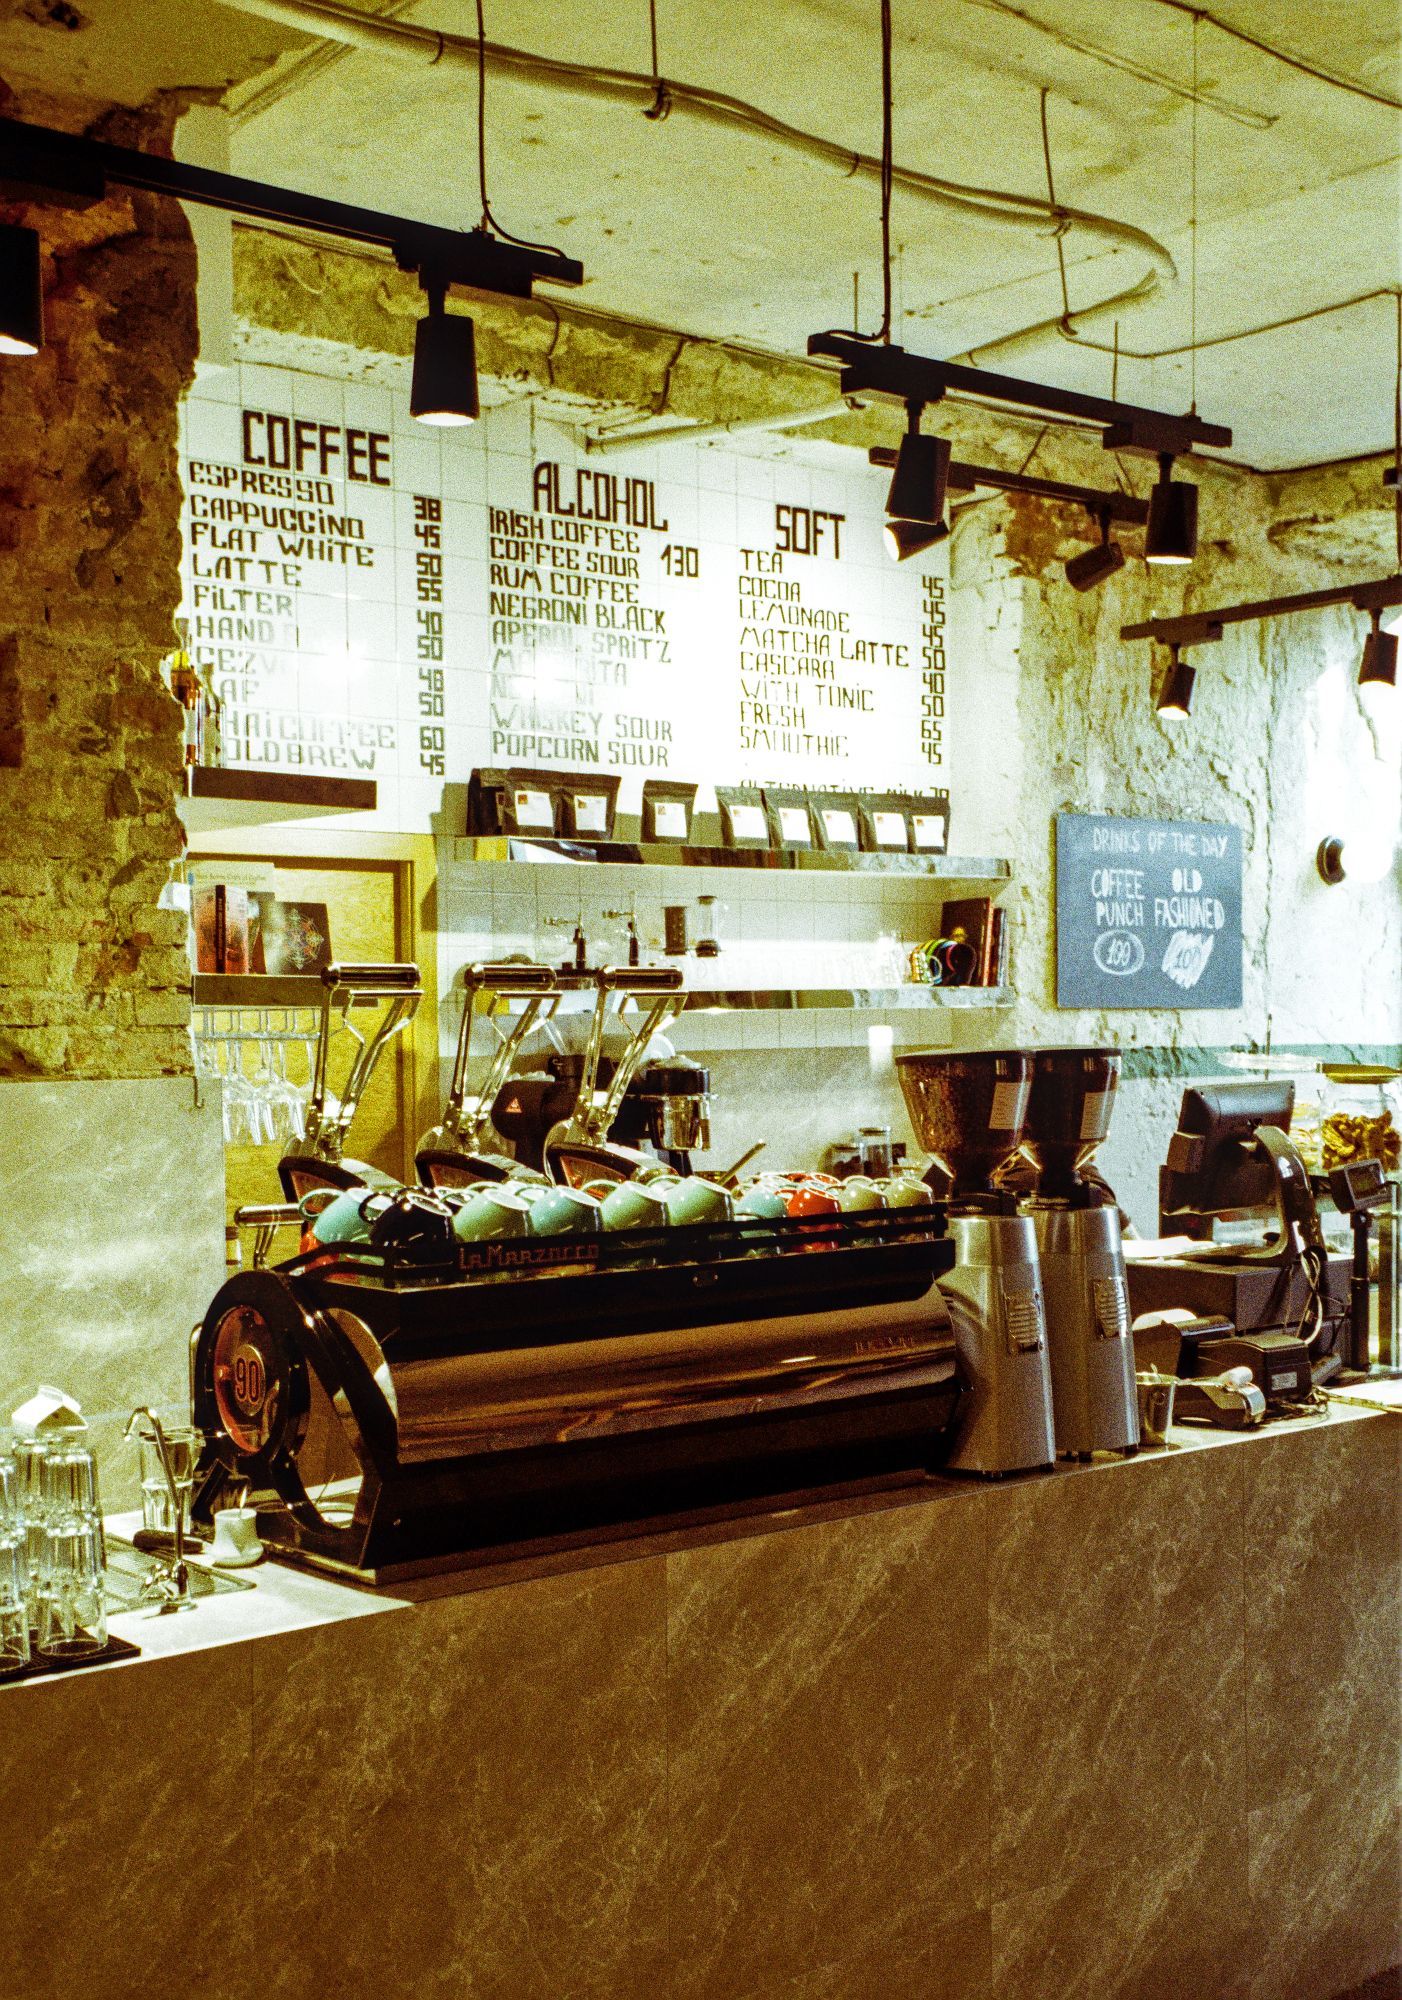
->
[[178, 767, 377, 836], [680, 986, 1011, 1012], [449, 836, 1010, 879], [191, 973, 1009, 1013], [192, 974, 325, 1008]]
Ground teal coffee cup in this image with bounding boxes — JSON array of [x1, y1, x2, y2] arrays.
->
[[309, 1188, 374, 1246], [585, 1179, 671, 1233], [524, 1185, 604, 1237], [735, 1185, 789, 1221], [659, 1176, 734, 1228], [453, 1186, 532, 1242]]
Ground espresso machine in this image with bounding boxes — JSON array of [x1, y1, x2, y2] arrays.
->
[[1022, 1049, 1140, 1460], [896, 1049, 1055, 1476]]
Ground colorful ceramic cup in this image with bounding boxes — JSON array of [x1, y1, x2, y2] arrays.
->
[[452, 1185, 532, 1242]]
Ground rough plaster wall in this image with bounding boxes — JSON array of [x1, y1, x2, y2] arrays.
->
[[944, 462, 1402, 1225], [0, 83, 196, 1078]]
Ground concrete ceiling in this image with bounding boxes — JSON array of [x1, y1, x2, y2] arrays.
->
[[4, 0, 1400, 470]]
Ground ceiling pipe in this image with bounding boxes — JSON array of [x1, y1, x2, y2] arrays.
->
[[211, 0, 1178, 366], [585, 396, 863, 455]]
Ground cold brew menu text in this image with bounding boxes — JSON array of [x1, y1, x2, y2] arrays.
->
[[178, 371, 950, 831]]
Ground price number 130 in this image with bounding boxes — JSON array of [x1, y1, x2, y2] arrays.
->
[[661, 544, 700, 578]]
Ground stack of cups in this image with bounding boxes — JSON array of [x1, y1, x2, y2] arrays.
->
[[0, 1451, 31, 1678], [35, 1443, 107, 1665]]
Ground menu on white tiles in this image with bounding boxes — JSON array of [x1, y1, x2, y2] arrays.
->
[[178, 367, 950, 832]]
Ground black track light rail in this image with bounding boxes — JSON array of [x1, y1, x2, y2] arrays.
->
[[1121, 573, 1402, 647], [867, 447, 1150, 524], [0, 115, 583, 300], [811, 333, 1230, 457]]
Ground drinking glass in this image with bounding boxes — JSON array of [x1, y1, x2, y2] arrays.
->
[[12, 1438, 49, 1620], [136, 1425, 202, 1538], [36, 1514, 107, 1663], [36, 1443, 106, 1664], [0, 1456, 29, 1677]]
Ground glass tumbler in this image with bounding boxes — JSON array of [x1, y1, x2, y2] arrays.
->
[[36, 1443, 106, 1663], [0, 1456, 29, 1677], [136, 1425, 203, 1539], [37, 1513, 107, 1663], [12, 1438, 49, 1622]]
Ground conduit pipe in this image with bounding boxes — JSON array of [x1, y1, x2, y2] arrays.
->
[[213, 0, 1178, 362], [585, 396, 864, 454]]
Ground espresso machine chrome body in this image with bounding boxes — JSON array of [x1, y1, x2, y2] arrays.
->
[[896, 1049, 1055, 1476], [190, 1204, 961, 1581], [1022, 1049, 1139, 1461]]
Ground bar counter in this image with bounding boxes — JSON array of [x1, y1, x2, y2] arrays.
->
[[4, 1405, 1398, 2000]]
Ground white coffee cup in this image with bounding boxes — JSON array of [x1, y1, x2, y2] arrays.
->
[[210, 1506, 263, 1568]]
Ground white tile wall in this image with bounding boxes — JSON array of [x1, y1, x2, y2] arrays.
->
[[434, 852, 1006, 1068]]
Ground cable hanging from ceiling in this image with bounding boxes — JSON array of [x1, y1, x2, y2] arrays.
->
[[1140, 0, 1402, 114], [214, 0, 1180, 367]]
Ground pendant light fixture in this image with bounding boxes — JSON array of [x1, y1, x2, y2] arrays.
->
[[1359, 608, 1398, 690], [883, 400, 952, 557], [1156, 643, 1196, 719], [884, 516, 950, 562], [1144, 452, 1199, 565], [410, 276, 478, 426], [0, 222, 43, 356], [1064, 509, 1125, 592]]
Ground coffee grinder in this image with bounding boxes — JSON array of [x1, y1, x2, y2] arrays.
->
[[1022, 1049, 1140, 1461], [896, 1049, 1055, 1475]]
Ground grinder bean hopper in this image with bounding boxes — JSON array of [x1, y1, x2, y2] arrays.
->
[[277, 963, 421, 1202], [897, 1048, 1055, 1475]]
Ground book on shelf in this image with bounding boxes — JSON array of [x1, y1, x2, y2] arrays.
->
[[940, 895, 997, 985]]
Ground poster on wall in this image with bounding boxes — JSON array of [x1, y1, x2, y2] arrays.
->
[[1055, 811, 1244, 1009], [176, 365, 951, 836]]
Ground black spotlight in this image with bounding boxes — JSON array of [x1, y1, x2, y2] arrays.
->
[[1156, 642, 1196, 719], [1064, 510, 1125, 592], [885, 401, 951, 533], [410, 279, 478, 426], [883, 517, 951, 562], [1358, 608, 1398, 690], [0, 223, 44, 357], [1144, 452, 1198, 565]]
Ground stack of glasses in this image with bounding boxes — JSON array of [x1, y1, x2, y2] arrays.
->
[[0, 1438, 108, 1678]]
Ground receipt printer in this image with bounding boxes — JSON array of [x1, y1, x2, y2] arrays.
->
[[1194, 1331, 1313, 1402]]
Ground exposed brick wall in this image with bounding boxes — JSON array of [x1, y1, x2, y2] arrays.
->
[[0, 87, 196, 1078]]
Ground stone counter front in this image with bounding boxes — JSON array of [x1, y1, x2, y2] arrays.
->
[[2, 1409, 1398, 2000]]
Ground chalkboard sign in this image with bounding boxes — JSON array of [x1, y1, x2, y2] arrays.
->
[[1055, 812, 1243, 1009]]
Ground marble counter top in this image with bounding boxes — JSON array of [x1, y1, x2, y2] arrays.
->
[[4, 1399, 1385, 1683], [0, 1398, 1395, 2000]]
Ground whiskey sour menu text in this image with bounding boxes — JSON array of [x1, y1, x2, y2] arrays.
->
[[178, 377, 951, 832]]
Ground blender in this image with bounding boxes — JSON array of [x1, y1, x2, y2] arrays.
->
[[896, 1049, 1055, 1475], [1022, 1048, 1139, 1460]]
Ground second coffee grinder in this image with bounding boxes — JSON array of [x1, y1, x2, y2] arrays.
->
[[1021, 1048, 1140, 1460], [896, 1049, 1055, 1476]]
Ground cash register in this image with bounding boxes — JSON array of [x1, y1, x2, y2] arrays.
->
[[1126, 1080, 1350, 1401]]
